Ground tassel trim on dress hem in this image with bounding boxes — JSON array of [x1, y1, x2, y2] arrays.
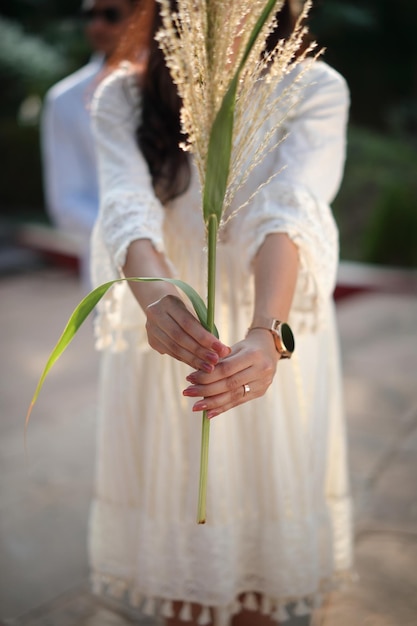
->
[[91, 569, 356, 624]]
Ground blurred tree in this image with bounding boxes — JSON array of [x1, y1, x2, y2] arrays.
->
[[333, 126, 417, 264], [0, 0, 90, 116], [2, 0, 82, 21], [0, 17, 69, 115], [0, 0, 91, 216], [363, 184, 417, 267], [312, 0, 417, 135]]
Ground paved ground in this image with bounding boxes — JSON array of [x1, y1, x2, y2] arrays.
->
[[1, 264, 417, 626]]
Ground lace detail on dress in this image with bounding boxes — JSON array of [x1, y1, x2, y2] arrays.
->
[[101, 189, 165, 270], [89, 483, 354, 624], [90, 187, 166, 354], [92, 284, 151, 354], [236, 180, 339, 331], [91, 63, 166, 270], [90, 569, 356, 625]]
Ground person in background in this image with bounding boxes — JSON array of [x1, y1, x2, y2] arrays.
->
[[41, 0, 136, 286]]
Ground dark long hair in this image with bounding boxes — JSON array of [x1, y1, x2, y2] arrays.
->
[[137, 0, 190, 204], [115, 0, 308, 204], [267, 2, 298, 52], [265, 1, 313, 57]]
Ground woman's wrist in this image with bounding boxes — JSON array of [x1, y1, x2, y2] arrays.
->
[[246, 327, 280, 362], [248, 317, 295, 360], [123, 239, 178, 311]]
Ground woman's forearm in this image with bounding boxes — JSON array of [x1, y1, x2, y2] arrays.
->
[[183, 233, 299, 415], [251, 232, 299, 324], [123, 238, 178, 312], [123, 238, 230, 368]]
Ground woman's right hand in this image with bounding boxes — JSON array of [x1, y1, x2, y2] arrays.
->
[[145, 294, 231, 372]]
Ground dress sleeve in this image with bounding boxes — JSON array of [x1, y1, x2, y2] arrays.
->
[[238, 62, 350, 326], [91, 63, 165, 271]]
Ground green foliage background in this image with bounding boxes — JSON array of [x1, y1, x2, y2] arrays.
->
[[1, 0, 417, 266]]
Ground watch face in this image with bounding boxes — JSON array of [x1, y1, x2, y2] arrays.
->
[[281, 322, 295, 353]]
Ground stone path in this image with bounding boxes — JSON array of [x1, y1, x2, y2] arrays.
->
[[2, 584, 157, 626]]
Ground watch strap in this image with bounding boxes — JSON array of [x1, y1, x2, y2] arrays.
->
[[248, 317, 294, 358]]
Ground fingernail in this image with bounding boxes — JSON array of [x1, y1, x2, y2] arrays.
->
[[186, 374, 197, 383], [212, 340, 226, 352], [205, 351, 219, 364], [183, 386, 198, 397], [202, 362, 214, 373], [193, 401, 207, 411], [207, 410, 219, 419]]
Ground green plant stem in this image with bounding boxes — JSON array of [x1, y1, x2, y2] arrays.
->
[[197, 213, 218, 524]]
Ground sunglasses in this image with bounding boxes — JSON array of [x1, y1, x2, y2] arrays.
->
[[81, 7, 125, 25]]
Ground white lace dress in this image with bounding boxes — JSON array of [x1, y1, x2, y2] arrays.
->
[[88, 60, 353, 625]]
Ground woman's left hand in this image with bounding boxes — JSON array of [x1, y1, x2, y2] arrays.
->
[[183, 329, 280, 418]]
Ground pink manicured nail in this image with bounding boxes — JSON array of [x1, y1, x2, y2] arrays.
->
[[183, 386, 198, 397], [207, 410, 219, 419], [212, 340, 228, 353], [201, 362, 214, 373], [193, 401, 207, 411], [186, 374, 198, 383], [205, 351, 219, 364]]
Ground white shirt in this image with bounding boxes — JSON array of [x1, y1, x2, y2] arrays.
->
[[41, 56, 104, 279]]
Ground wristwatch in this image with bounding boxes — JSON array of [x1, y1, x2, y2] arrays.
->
[[248, 317, 295, 359]]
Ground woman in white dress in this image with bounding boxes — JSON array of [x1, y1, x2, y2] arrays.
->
[[88, 1, 353, 624]]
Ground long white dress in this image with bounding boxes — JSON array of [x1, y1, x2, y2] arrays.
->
[[88, 59, 353, 625]]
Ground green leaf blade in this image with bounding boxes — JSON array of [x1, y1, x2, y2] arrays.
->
[[203, 75, 239, 223], [26, 276, 217, 429], [238, 0, 279, 73], [25, 280, 116, 427], [202, 0, 280, 225]]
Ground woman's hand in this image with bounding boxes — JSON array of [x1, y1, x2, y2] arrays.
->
[[146, 294, 231, 372], [182, 328, 280, 418]]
